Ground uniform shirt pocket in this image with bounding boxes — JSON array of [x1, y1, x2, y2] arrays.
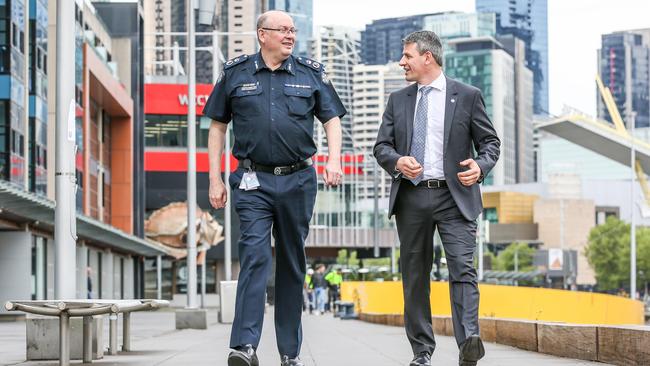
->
[[232, 83, 263, 116], [283, 86, 314, 116]]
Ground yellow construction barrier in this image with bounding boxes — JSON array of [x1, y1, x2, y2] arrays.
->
[[341, 281, 645, 325]]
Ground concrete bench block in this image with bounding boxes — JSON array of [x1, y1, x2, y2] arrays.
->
[[479, 318, 497, 343], [26, 314, 104, 360], [175, 308, 208, 330], [495, 319, 538, 352], [537, 322, 597, 361], [598, 325, 650, 365]]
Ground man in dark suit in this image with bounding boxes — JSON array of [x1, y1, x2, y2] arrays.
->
[[374, 31, 500, 366]]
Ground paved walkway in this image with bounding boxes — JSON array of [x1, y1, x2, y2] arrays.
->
[[0, 309, 608, 366]]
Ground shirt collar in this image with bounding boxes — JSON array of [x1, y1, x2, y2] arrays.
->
[[253, 52, 295, 75], [418, 72, 446, 92]]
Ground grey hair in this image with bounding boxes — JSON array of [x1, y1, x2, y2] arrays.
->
[[257, 13, 270, 29], [402, 31, 443, 67]]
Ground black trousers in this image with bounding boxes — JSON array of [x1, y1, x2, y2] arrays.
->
[[228, 166, 317, 358], [394, 183, 479, 354]]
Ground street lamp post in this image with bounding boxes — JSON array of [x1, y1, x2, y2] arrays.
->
[[186, 0, 198, 310], [629, 112, 637, 300], [54, 0, 77, 300]]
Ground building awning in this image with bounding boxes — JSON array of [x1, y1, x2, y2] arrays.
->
[[536, 114, 650, 171], [0, 180, 168, 257]]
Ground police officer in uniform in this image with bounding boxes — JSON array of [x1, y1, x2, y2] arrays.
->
[[203, 10, 346, 366]]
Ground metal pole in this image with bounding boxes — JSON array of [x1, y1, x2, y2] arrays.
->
[[60, 312, 70, 366], [109, 314, 117, 355], [560, 198, 566, 288], [630, 113, 637, 300], [514, 248, 518, 273], [225, 127, 232, 281], [156, 255, 162, 300], [55, 0, 77, 300], [218, 32, 232, 282], [201, 252, 206, 308], [82, 316, 92, 362], [373, 157, 379, 257], [122, 312, 131, 351], [186, 0, 198, 309], [391, 237, 397, 274]]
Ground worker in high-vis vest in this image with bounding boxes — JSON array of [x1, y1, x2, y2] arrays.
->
[[325, 268, 343, 313]]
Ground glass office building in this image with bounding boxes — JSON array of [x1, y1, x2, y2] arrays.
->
[[267, 0, 313, 58], [476, 0, 548, 115]]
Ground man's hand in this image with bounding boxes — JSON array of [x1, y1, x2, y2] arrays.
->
[[209, 178, 228, 209], [396, 156, 423, 179], [457, 159, 482, 186], [323, 159, 343, 187]]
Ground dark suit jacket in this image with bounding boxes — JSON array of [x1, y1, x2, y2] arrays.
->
[[373, 76, 501, 221]]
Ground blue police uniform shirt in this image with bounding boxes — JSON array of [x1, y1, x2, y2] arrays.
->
[[202, 52, 347, 166]]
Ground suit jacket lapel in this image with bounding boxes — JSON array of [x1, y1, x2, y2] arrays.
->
[[405, 83, 418, 154], [443, 76, 458, 153]]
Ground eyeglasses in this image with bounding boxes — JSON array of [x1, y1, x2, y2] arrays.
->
[[261, 27, 298, 35]]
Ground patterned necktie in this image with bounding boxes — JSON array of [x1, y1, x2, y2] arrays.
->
[[409, 86, 433, 185]]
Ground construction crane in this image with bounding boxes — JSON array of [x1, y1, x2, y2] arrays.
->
[[595, 74, 650, 211]]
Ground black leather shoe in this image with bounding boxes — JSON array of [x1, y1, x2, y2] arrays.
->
[[280, 355, 304, 366], [459, 335, 485, 366], [410, 351, 431, 366], [228, 344, 259, 366]]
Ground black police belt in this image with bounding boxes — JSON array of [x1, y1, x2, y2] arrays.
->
[[239, 158, 313, 176]]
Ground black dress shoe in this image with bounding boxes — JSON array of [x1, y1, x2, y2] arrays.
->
[[280, 355, 304, 366], [410, 351, 431, 366], [228, 344, 259, 366], [459, 335, 485, 366]]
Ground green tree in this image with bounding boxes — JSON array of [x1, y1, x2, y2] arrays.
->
[[494, 242, 535, 272], [585, 216, 629, 291], [585, 216, 650, 294]]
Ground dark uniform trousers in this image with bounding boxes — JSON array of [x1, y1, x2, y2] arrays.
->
[[228, 165, 317, 358], [395, 183, 479, 354]]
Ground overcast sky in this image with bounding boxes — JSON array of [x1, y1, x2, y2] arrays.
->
[[312, 0, 650, 117]]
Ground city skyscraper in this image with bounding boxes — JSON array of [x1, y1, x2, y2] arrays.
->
[[267, 0, 313, 58], [597, 29, 650, 128], [311, 25, 360, 153], [352, 63, 408, 200], [446, 37, 532, 185], [360, 14, 429, 66], [144, 0, 265, 82], [0, 0, 48, 192], [423, 12, 496, 43], [475, 0, 549, 115], [360, 12, 497, 66]]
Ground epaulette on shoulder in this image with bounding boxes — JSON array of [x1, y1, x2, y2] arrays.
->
[[223, 54, 249, 70], [296, 56, 324, 72]]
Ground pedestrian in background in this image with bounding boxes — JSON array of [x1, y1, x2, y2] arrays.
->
[[325, 268, 343, 313], [311, 264, 328, 315]]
